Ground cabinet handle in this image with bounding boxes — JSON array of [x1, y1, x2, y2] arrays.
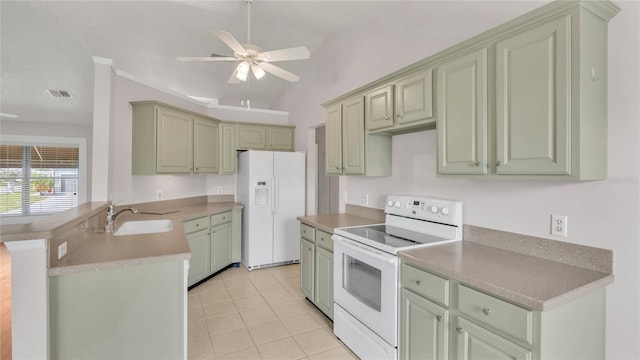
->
[[195, 224, 199, 227], [416, 280, 422, 286], [496, 161, 501, 166], [384, 116, 390, 120], [474, 161, 480, 167], [456, 327, 463, 334], [482, 308, 491, 316], [436, 315, 442, 322], [396, 114, 402, 118]]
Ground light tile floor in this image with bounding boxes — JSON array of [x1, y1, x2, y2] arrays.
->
[[188, 264, 359, 360]]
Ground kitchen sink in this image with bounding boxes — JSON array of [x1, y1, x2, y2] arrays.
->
[[114, 219, 173, 236]]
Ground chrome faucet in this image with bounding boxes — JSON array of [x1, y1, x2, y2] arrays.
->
[[105, 204, 139, 233]]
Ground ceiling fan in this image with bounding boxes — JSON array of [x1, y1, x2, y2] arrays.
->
[[178, 0, 310, 84]]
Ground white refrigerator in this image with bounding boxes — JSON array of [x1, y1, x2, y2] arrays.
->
[[237, 150, 305, 270]]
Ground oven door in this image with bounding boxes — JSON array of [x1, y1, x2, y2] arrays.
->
[[333, 234, 398, 347]]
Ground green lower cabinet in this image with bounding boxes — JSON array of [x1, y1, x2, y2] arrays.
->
[[300, 238, 315, 300], [211, 221, 231, 273], [400, 288, 448, 360], [187, 229, 211, 286], [314, 246, 333, 319], [455, 317, 531, 360], [400, 261, 607, 360]]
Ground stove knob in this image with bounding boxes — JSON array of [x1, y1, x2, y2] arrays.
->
[[441, 207, 450, 216], [430, 205, 439, 214], [387, 200, 394, 208], [394, 201, 401, 208]]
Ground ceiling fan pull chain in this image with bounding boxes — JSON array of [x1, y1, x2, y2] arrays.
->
[[246, 0, 252, 44]]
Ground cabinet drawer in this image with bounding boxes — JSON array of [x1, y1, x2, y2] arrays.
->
[[401, 263, 449, 306], [183, 216, 210, 234], [315, 230, 333, 252], [300, 223, 315, 242], [211, 211, 232, 226], [457, 284, 532, 344]]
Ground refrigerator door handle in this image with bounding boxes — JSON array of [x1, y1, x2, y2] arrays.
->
[[273, 172, 279, 215]]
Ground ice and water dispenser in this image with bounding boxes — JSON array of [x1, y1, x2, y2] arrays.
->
[[254, 180, 270, 207]]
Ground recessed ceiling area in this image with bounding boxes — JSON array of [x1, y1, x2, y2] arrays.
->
[[0, 1, 547, 126]]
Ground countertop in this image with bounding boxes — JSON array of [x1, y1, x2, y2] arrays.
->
[[0, 201, 110, 242], [49, 202, 243, 276], [1, 200, 242, 276], [399, 241, 614, 311], [297, 214, 613, 312], [297, 213, 382, 233]]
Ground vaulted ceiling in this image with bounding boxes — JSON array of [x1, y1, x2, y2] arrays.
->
[[0, 0, 546, 126]]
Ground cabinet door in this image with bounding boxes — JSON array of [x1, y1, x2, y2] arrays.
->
[[437, 48, 488, 175], [193, 117, 219, 174], [496, 15, 571, 175], [156, 107, 193, 174], [300, 238, 315, 300], [325, 104, 343, 175], [314, 247, 333, 319], [342, 96, 365, 175], [238, 125, 267, 150], [211, 222, 231, 274], [455, 317, 531, 360], [187, 229, 211, 286], [400, 288, 448, 360], [267, 127, 294, 151], [365, 85, 394, 130], [219, 123, 237, 174], [396, 69, 433, 125]]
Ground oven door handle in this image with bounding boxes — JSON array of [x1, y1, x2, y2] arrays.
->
[[334, 237, 397, 264]]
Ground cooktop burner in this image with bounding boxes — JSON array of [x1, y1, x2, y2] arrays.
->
[[339, 224, 457, 249], [334, 194, 463, 254]]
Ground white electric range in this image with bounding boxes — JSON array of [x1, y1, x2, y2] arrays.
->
[[332, 194, 463, 359]]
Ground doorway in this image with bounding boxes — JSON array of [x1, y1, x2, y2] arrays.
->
[[315, 126, 339, 215]]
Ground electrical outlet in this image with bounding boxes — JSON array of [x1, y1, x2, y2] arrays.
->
[[217, 186, 222, 195], [551, 215, 568, 237], [363, 193, 369, 205], [157, 190, 163, 200], [58, 242, 67, 259]]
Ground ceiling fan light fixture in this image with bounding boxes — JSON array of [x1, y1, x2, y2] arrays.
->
[[235, 61, 250, 81], [251, 64, 266, 80]]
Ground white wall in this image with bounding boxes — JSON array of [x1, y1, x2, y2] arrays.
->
[[274, 1, 640, 358]]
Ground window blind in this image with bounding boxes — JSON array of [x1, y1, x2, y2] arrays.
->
[[0, 145, 79, 216]]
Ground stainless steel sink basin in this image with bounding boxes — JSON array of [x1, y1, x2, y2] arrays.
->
[[114, 219, 173, 236]]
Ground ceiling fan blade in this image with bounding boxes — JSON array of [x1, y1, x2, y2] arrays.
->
[[228, 68, 242, 85], [214, 30, 247, 55], [177, 56, 237, 62], [257, 46, 311, 62], [258, 62, 300, 82]]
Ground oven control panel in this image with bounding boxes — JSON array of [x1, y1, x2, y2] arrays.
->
[[385, 194, 462, 226]]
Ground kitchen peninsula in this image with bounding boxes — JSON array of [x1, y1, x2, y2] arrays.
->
[[1, 195, 242, 359]]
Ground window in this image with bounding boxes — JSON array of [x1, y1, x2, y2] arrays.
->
[[0, 136, 85, 217]]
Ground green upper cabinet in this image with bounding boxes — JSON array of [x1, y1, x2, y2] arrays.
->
[[219, 123, 237, 174], [325, 104, 343, 176], [434, 1, 618, 180], [495, 15, 571, 175], [131, 101, 220, 175], [365, 85, 394, 131], [267, 126, 295, 150], [237, 124, 295, 151], [155, 106, 194, 174], [437, 48, 488, 175], [365, 69, 434, 134], [193, 117, 219, 174], [324, 96, 391, 176], [342, 96, 366, 175], [323, 0, 618, 181]]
